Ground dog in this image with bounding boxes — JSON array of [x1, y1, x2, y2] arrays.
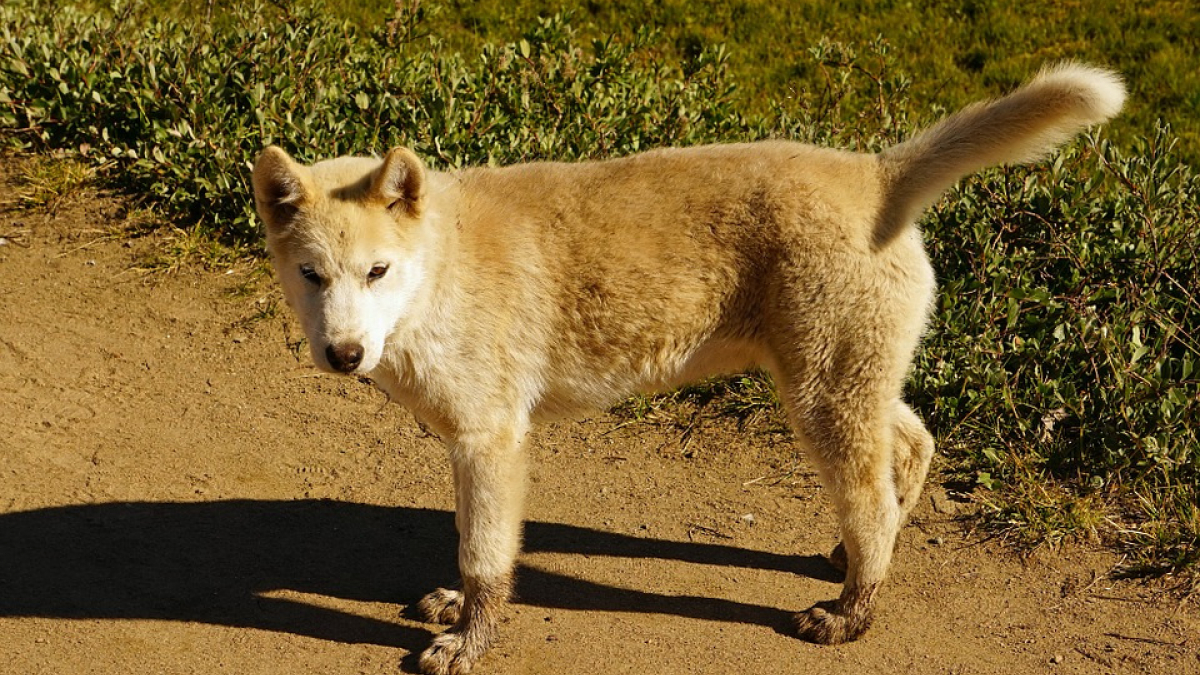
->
[[252, 63, 1123, 675]]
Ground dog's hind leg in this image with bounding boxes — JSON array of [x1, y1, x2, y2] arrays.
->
[[890, 400, 935, 517], [418, 421, 528, 675], [788, 392, 901, 644], [828, 400, 933, 573], [768, 307, 918, 644]]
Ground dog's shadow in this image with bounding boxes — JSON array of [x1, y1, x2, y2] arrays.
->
[[0, 499, 840, 654]]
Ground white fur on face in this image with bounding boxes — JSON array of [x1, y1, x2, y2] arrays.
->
[[275, 209, 428, 375]]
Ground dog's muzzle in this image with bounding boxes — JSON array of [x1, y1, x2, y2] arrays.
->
[[325, 343, 364, 373]]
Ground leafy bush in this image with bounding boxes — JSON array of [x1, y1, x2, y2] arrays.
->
[[75, 0, 1200, 163], [913, 129, 1199, 576], [1, 1, 749, 242], [1, 1, 1196, 579]]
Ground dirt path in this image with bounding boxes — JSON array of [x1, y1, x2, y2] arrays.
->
[[0, 167, 1196, 675]]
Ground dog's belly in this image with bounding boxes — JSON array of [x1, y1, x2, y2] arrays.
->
[[531, 337, 763, 422], [667, 337, 766, 387]]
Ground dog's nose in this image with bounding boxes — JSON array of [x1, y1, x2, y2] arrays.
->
[[325, 343, 364, 373]]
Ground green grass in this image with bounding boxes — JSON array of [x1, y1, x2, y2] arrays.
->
[[1, 0, 1197, 584], [78, 0, 1199, 163], [3, 155, 95, 209], [434, 0, 1200, 161]]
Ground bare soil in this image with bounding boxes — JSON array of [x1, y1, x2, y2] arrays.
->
[[0, 165, 1196, 675]]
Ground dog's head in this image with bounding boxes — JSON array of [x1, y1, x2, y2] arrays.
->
[[252, 146, 431, 375]]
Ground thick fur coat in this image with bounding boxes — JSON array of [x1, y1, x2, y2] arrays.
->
[[252, 63, 1124, 675]]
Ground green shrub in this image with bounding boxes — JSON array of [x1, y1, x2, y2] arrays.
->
[[913, 129, 1199, 576], [1, 1, 749, 243]]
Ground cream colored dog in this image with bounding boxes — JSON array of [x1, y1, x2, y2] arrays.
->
[[252, 63, 1124, 675]]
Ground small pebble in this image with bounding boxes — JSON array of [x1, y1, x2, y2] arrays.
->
[[929, 536, 945, 546], [740, 513, 757, 526], [1051, 654, 1064, 664]]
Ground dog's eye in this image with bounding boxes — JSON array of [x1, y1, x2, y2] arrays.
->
[[299, 265, 322, 285], [368, 264, 389, 283]]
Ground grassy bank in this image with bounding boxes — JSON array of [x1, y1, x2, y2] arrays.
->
[[428, 0, 1200, 164], [1, 0, 1196, 581], [77, 0, 1200, 163]]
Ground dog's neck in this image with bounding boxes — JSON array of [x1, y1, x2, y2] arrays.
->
[[369, 170, 466, 410]]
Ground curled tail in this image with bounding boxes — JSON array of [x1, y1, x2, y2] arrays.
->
[[873, 62, 1125, 248]]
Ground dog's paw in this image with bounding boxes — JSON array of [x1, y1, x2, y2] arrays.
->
[[827, 542, 848, 574], [793, 600, 871, 645], [418, 630, 481, 675], [417, 587, 464, 624]]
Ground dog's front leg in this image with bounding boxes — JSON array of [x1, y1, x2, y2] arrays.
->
[[418, 424, 527, 675]]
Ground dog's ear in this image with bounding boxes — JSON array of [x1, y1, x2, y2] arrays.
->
[[252, 146, 312, 233], [370, 147, 426, 219]]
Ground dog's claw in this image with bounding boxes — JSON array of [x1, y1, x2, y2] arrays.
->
[[793, 599, 871, 645], [417, 587, 464, 625], [419, 630, 481, 675]]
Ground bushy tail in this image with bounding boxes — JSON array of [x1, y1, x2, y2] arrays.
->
[[873, 63, 1125, 248]]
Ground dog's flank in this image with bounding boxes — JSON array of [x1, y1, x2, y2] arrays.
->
[[252, 63, 1123, 675]]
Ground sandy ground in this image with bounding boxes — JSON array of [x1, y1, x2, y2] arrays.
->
[[0, 164, 1196, 675]]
